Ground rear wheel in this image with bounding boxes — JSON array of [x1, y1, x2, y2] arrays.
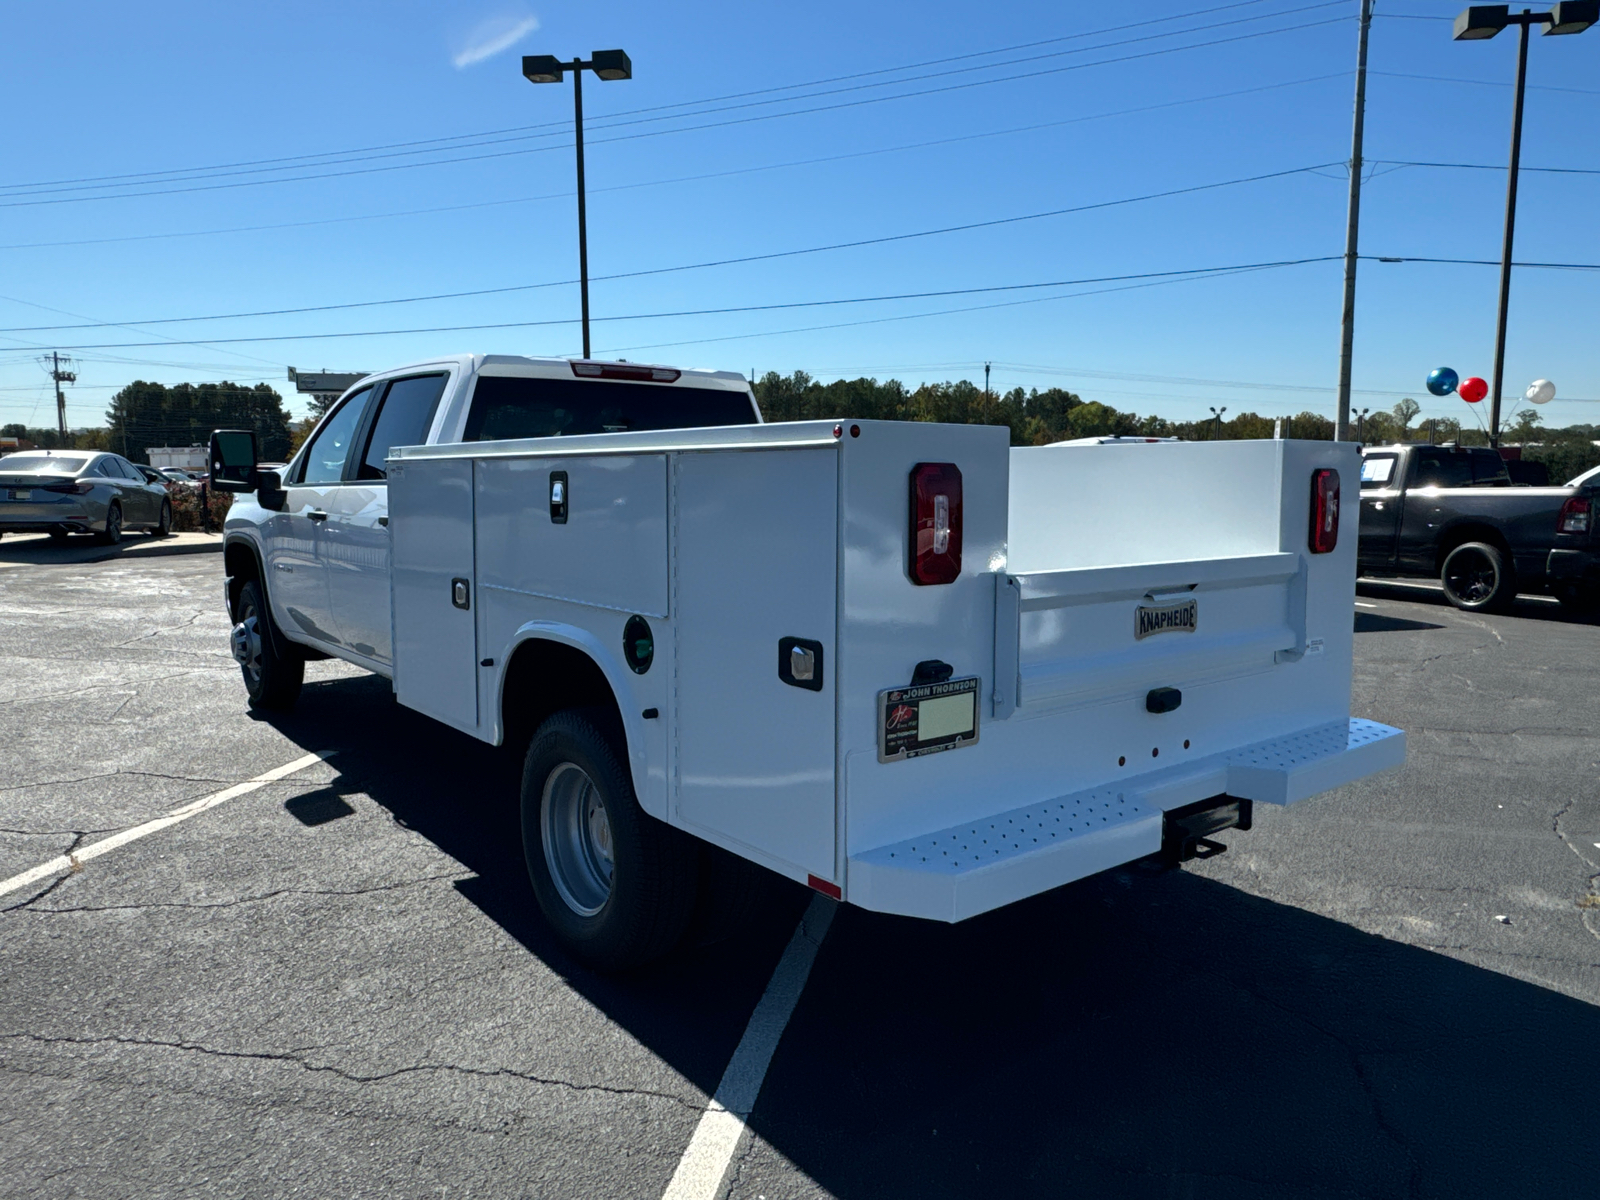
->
[[233, 578, 304, 709], [1441, 541, 1516, 613], [96, 503, 123, 546], [521, 709, 697, 971]]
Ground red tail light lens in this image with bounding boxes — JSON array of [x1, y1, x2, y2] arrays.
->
[[1558, 495, 1591, 534], [910, 462, 962, 585], [1309, 468, 1340, 554], [570, 360, 680, 383]]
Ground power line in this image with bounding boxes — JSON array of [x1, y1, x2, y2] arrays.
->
[[29, 258, 1336, 352], [1368, 254, 1600, 269], [0, 14, 1349, 210], [1370, 69, 1600, 97], [1372, 157, 1600, 175], [0, 163, 1339, 338], [0, 73, 1349, 255], [0, 0, 1305, 199]]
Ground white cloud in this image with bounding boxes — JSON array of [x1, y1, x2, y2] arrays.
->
[[452, 11, 540, 69]]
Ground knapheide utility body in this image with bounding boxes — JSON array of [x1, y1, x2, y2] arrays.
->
[[214, 355, 1404, 968]]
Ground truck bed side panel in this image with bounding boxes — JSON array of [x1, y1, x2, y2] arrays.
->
[[389, 457, 479, 734], [475, 455, 669, 618], [672, 447, 838, 880]]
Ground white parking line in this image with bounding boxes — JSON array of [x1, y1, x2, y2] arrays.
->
[[661, 893, 837, 1200], [0, 751, 329, 902], [1354, 602, 1377, 609]]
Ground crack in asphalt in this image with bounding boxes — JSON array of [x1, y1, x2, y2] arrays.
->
[[113, 609, 207, 648], [2, 832, 87, 912], [12, 872, 470, 915], [0, 1032, 703, 1113], [0, 768, 239, 795]]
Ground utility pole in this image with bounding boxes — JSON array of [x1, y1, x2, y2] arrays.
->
[[984, 362, 991, 401], [41, 352, 77, 440], [1335, 0, 1374, 443]]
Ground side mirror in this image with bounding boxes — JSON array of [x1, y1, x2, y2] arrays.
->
[[256, 468, 287, 511], [209, 429, 258, 492]]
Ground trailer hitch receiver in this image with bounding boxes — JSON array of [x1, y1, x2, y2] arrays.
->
[[1161, 795, 1252, 866]]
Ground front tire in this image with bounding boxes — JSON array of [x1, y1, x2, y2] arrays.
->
[[233, 578, 304, 709], [1441, 541, 1516, 613], [151, 500, 172, 538], [521, 710, 697, 971]]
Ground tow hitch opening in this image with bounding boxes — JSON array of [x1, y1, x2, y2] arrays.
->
[[1161, 795, 1253, 867]]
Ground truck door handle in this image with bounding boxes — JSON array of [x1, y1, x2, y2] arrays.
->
[[306, 509, 328, 522]]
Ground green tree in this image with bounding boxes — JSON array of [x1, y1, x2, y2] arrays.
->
[[106, 380, 292, 465], [1504, 407, 1543, 445], [1392, 397, 1421, 438], [1, 423, 25, 438]]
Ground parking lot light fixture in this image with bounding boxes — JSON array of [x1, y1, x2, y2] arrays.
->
[[1452, 4, 1594, 446], [521, 50, 633, 358]]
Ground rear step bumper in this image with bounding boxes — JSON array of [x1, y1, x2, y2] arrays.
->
[[847, 717, 1404, 921]]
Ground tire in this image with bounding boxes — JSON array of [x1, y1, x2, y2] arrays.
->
[[521, 709, 698, 971], [233, 578, 304, 710], [151, 500, 172, 538], [1441, 541, 1516, 613], [96, 503, 123, 546]]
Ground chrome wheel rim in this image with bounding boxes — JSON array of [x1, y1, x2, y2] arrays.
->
[[232, 605, 263, 684], [541, 762, 614, 917], [1446, 549, 1495, 604]]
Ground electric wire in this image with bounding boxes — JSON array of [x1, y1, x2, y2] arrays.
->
[[0, 14, 1350, 209], [0, 0, 1312, 199], [0, 73, 1350, 255], [0, 163, 1340, 337]]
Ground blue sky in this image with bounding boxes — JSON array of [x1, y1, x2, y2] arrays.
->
[[1, 0, 1596, 432]]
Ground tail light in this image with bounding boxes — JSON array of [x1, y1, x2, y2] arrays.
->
[[910, 462, 962, 585], [40, 479, 95, 495], [571, 360, 680, 383], [1309, 468, 1340, 554], [1558, 495, 1591, 534]]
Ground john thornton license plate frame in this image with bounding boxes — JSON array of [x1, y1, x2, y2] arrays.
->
[[1135, 598, 1198, 640], [877, 675, 981, 763]]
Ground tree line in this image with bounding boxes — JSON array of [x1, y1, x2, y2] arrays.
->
[[4, 371, 1595, 484]]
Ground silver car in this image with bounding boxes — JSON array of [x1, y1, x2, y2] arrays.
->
[[0, 451, 172, 544]]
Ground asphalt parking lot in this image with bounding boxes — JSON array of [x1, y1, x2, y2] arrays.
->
[[1, 550, 1596, 1199]]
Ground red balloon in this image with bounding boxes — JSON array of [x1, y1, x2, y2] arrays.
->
[[1459, 376, 1488, 403]]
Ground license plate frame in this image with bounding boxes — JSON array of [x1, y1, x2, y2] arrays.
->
[[877, 675, 981, 763], [8, 489, 31, 501], [1135, 598, 1197, 640]]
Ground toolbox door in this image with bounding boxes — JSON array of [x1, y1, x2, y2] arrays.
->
[[389, 457, 480, 735], [673, 449, 837, 880]]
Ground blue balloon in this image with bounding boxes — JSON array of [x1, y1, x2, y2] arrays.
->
[[1427, 367, 1459, 397]]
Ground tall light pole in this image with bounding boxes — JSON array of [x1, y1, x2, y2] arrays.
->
[[1453, 3, 1596, 446], [1209, 406, 1227, 440], [523, 50, 633, 360], [1335, 0, 1374, 443]]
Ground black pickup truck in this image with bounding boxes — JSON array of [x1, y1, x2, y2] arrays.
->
[[1358, 443, 1598, 612]]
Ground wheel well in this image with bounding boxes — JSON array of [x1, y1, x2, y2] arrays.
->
[[501, 638, 623, 754], [223, 540, 261, 621], [1435, 524, 1512, 573]]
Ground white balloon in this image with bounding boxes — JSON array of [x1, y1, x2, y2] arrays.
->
[[1525, 379, 1556, 405]]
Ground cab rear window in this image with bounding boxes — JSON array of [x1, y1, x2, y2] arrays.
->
[[462, 375, 757, 442], [1360, 455, 1396, 487]]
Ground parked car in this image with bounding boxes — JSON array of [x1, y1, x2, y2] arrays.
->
[[1358, 443, 1597, 612], [0, 450, 172, 543]]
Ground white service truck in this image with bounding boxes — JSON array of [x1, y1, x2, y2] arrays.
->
[[212, 354, 1405, 969]]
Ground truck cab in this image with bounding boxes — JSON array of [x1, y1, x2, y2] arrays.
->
[[220, 355, 759, 675], [1358, 442, 1596, 612]]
